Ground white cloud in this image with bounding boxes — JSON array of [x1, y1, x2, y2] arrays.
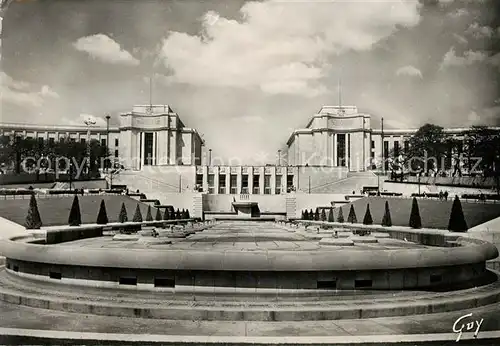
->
[[233, 115, 264, 124], [158, 0, 421, 97], [0, 72, 59, 108], [395, 65, 423, 78], [73, 34, 140, 66], [465, 23, 494, 39], [63, 113, 108, 127], [439, 47, 486, 70], [452, 33, 468, 45]]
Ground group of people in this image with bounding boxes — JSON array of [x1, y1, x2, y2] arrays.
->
[[438, 191, 449, 201]]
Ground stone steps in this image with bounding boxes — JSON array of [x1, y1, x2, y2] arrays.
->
[[1, 269, 499, 321]]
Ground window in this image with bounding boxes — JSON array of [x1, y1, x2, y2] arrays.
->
[[154, 277, 175, 288], [384, 141, 389, 171], [253, 174, 260, 194], [394, 141, 400, 157], [264, 175, 271, 194], [275, 175, 282, 194], [49, 138, 55, 144], [430, 274, 442, 284], [49, 272, 62, 280], [317, 280, 337, 289], [114, 150, 119, 157], [355, 279, 372, 288], [119, 277, 137, 285], [196, 174, 203, 186], [230, 174, 237, 194], [337, 134, 346, 166], [115, 138, 119, 147], [38, 137, 44, 145], [371, 140, 375, 149], [70, 138, 76, 142], [404, 140, 409, 153], [241, 174, 248, 194], [208, 174, 215, 194], [81, 138, 86, 144], [219, 174, 226, 194], [101, 138, 106, 147], [286, 174, 294, 191]]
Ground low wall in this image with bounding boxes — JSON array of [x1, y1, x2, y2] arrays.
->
[[202, 194, 286, 213], [382, 181, 489, 196]]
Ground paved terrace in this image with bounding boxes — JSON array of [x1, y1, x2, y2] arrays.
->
[[59, 221, 429, 251]]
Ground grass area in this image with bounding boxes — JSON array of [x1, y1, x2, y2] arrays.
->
[[0, 195, 157, 227], [337, 196, 500, 229]]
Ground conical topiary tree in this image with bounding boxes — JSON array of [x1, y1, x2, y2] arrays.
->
[[155, 208, 163, 221], [409, 197, 422, 229], [347, 205, 357, 223], [314, 208, 320, 221], [320, 208, 327, 221], [133, 204, 143, 223], [118, 202, 128, 223], [163, 207, 170, 220], [304, 210, 309, 220], [301, 210, 305, 220], [381, 201, 392, 227], [68, 195, 82, 226], [96, 199, 109, 225], [448, 195, 468, 232], [328, 207, 334, 222], [146, 205, 153, 222], [337, 207, 344, 223], [176, 208, 181, 219], [309, 209, 314, 221], [185, 209, 190, 219], [25, 194, 42, 229], [363, 204, 373, 225]]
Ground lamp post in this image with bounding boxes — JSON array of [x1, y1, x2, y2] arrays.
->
[[84, 117, 97, 178], [208, 149, 212, 167], [105, 114, 110, 173], [278, 150, 281, 166]]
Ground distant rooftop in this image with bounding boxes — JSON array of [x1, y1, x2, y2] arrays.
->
[[318, 106, 358, 116]]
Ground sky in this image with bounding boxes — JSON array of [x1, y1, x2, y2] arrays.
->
[[1, 0, 500, 164]]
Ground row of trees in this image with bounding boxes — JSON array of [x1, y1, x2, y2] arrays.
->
[[25, 194, 191, 229], [301, 196, 468, 232], [0, 136, 110, 175], [387, 124, 500, 185]]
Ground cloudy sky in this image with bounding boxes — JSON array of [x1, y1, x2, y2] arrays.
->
[[1, 0, 500, 163]]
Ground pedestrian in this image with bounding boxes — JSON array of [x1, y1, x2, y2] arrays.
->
[[444, 191, 448, 201]]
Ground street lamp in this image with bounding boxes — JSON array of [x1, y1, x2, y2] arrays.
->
[[278, 150, 281, 166], [84, 117, 97, 178], [105, 114, 110, 173], [208, 149, 212, 166]]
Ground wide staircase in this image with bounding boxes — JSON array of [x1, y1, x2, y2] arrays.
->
[[310, 171, 379, 194]]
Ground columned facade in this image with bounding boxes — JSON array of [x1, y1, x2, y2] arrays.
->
[[119, 105, 203, 170]]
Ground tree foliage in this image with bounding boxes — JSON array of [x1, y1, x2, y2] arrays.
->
[[68, 195, 82, 226], [362, 204, 373, 225], [409, 197, 422, 229], [337, 207, 344, 223], [132, 204, 143, 223], [328, 208, 335, 222], [448, 196, 468, 232], [96, 199, 109, 225], [347, 205, 357, 223], [381, 201, 392, 227], [145, 205, 153, 222], [25, 194, 42, 229], [118, 202, 128, 223]]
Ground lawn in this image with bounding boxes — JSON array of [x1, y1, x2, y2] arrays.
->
[[0, 195, 158, 227], [336, 196, 500, 229]]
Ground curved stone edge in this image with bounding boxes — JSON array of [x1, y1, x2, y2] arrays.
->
[[0, 269, 499, 321], [1, 328, 500, 345], [0, 231, 497, 271]]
